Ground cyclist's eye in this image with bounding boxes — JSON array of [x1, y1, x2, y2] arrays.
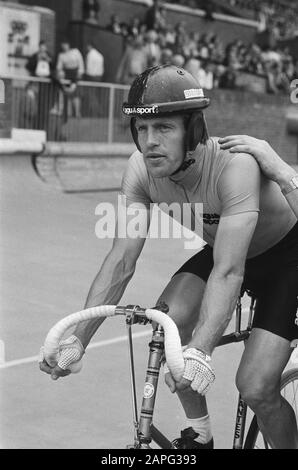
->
[[137, 126, 146, 133], [159, 125, 171, 132]]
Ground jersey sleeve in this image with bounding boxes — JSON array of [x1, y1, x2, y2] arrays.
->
[[120, 151, 152, 208], [217, 153, 261, 217]]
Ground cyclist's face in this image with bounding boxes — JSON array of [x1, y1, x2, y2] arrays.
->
[[135, 115, 185, 178]]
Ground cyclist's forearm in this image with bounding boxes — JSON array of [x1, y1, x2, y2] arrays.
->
[[74, 254, 136, 348], [188, 269, 243, 355]]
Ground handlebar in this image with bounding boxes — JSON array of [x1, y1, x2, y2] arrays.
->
[[43, 305, 185, 381]]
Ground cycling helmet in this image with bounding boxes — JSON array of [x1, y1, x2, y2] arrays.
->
[[122, 65, 210, 153]]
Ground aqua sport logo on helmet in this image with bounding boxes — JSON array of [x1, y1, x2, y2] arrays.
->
[[123, 104, 159, 116]]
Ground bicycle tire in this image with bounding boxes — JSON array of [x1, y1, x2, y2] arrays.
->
[[244, 367, 298, 449]]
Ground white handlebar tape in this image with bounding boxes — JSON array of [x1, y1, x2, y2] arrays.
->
[[43, 305, 117, 368], [145, 309, 184, 382], [43, 306, 184, 380]]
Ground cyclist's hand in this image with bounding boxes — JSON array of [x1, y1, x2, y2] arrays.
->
[[165, 348, 215, 395], [39, 335, 85, 381], [181, 348, 215, 395]]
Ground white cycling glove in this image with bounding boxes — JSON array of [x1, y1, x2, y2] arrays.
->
[[163, 347, 215, 395], [39, 335, 85, 372], [182, 348, 215, 395]]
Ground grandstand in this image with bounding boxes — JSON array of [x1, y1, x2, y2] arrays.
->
[[0, 0, 297, 170]]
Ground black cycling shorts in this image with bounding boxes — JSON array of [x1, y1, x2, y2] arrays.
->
[[174, 222, 298, 341]]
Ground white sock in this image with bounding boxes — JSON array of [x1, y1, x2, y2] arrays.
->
[[186, 415, 213, 444]]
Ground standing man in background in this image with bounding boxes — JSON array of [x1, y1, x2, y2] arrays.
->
[[56, 41, 85, 81], [85, 42, 105, 82]]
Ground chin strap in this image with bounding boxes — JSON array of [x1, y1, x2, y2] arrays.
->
[[171, 153, 196, 176]]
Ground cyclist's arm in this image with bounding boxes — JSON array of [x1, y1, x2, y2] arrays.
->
[[188, 210, 258, 355], [188, 154, 260, 355], [74, 206, 151, 348]]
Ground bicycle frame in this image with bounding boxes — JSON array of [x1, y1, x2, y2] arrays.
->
[[125, 295, 257, 449]]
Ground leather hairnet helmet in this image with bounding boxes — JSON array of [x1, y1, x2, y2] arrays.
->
[[122, 65, 210, 153]]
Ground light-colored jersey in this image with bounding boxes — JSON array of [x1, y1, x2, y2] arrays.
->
[[121, 137, 297, 258]]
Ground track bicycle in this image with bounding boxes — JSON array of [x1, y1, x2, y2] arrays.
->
[[42, 291, 298, 449]]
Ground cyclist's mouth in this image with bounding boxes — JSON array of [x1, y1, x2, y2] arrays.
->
[[146, 154, 166, 161]]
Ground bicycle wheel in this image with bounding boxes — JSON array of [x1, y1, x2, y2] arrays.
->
[[244, 368, 298, 449]]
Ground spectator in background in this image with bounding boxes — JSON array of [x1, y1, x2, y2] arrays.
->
[[174, 21, 188, 55], [145, 0, 166, 32], [184, 53, 201, 79], [164, 24, 176, 49], [160, 48, 173, 65], [26, 40, 52, 78], [82, 0, 100, 24], [26, 40, 53, 133], [197, 34, 210, 60], [197, 60, 214, 90], [85, 42, 104, 82], [108, 14, 122, 34], [116, 35, 148, 85], [51, 70, 81, 120], [128, 16, 142, 38], [183, 31, 200, 58], [120, 22, 130, 39], [56, 41, 85, 81], [144, 30, 162, 67], [171, 53, 185, 68]]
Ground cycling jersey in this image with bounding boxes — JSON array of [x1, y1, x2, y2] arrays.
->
[[121, 137, 297, 257]]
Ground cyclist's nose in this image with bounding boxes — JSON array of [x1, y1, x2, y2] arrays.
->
[[146, 127, 159, 149]]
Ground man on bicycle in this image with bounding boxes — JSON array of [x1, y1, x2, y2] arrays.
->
[[40, 65, 298, 449]]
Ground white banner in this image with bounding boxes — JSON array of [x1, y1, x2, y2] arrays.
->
[[0, 6, 40, 77]]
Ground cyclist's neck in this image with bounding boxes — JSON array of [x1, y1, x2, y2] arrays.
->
[[170, 144, 205, 187]]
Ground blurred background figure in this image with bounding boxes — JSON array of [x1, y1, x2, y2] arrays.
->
[[26, 40, 52, 78], [82, 0, 100, 24], [144, 30, 162, 67], [85, 42, 104, 82], [145, 0, 167, 32], [116, 35, 148, 84], [171, 53, 185, 68], [107, 14, 122, 34], [160, 48, 174, 65], [56, 41, 85, 81]]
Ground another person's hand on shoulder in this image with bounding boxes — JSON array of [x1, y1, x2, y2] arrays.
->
[[219, 135, 298, 218], [218, 135, 291, 183]]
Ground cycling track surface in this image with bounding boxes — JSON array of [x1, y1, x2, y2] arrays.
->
[[0, 154, 278, 449]]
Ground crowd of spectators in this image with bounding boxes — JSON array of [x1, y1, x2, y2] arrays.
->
[[168, 0, 298, 40], [107, 0, 297, 95]]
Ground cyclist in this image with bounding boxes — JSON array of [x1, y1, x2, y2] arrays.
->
[[40, 65, 298, 449]]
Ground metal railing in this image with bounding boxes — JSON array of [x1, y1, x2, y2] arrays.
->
[[9, 76, 131, 143]]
